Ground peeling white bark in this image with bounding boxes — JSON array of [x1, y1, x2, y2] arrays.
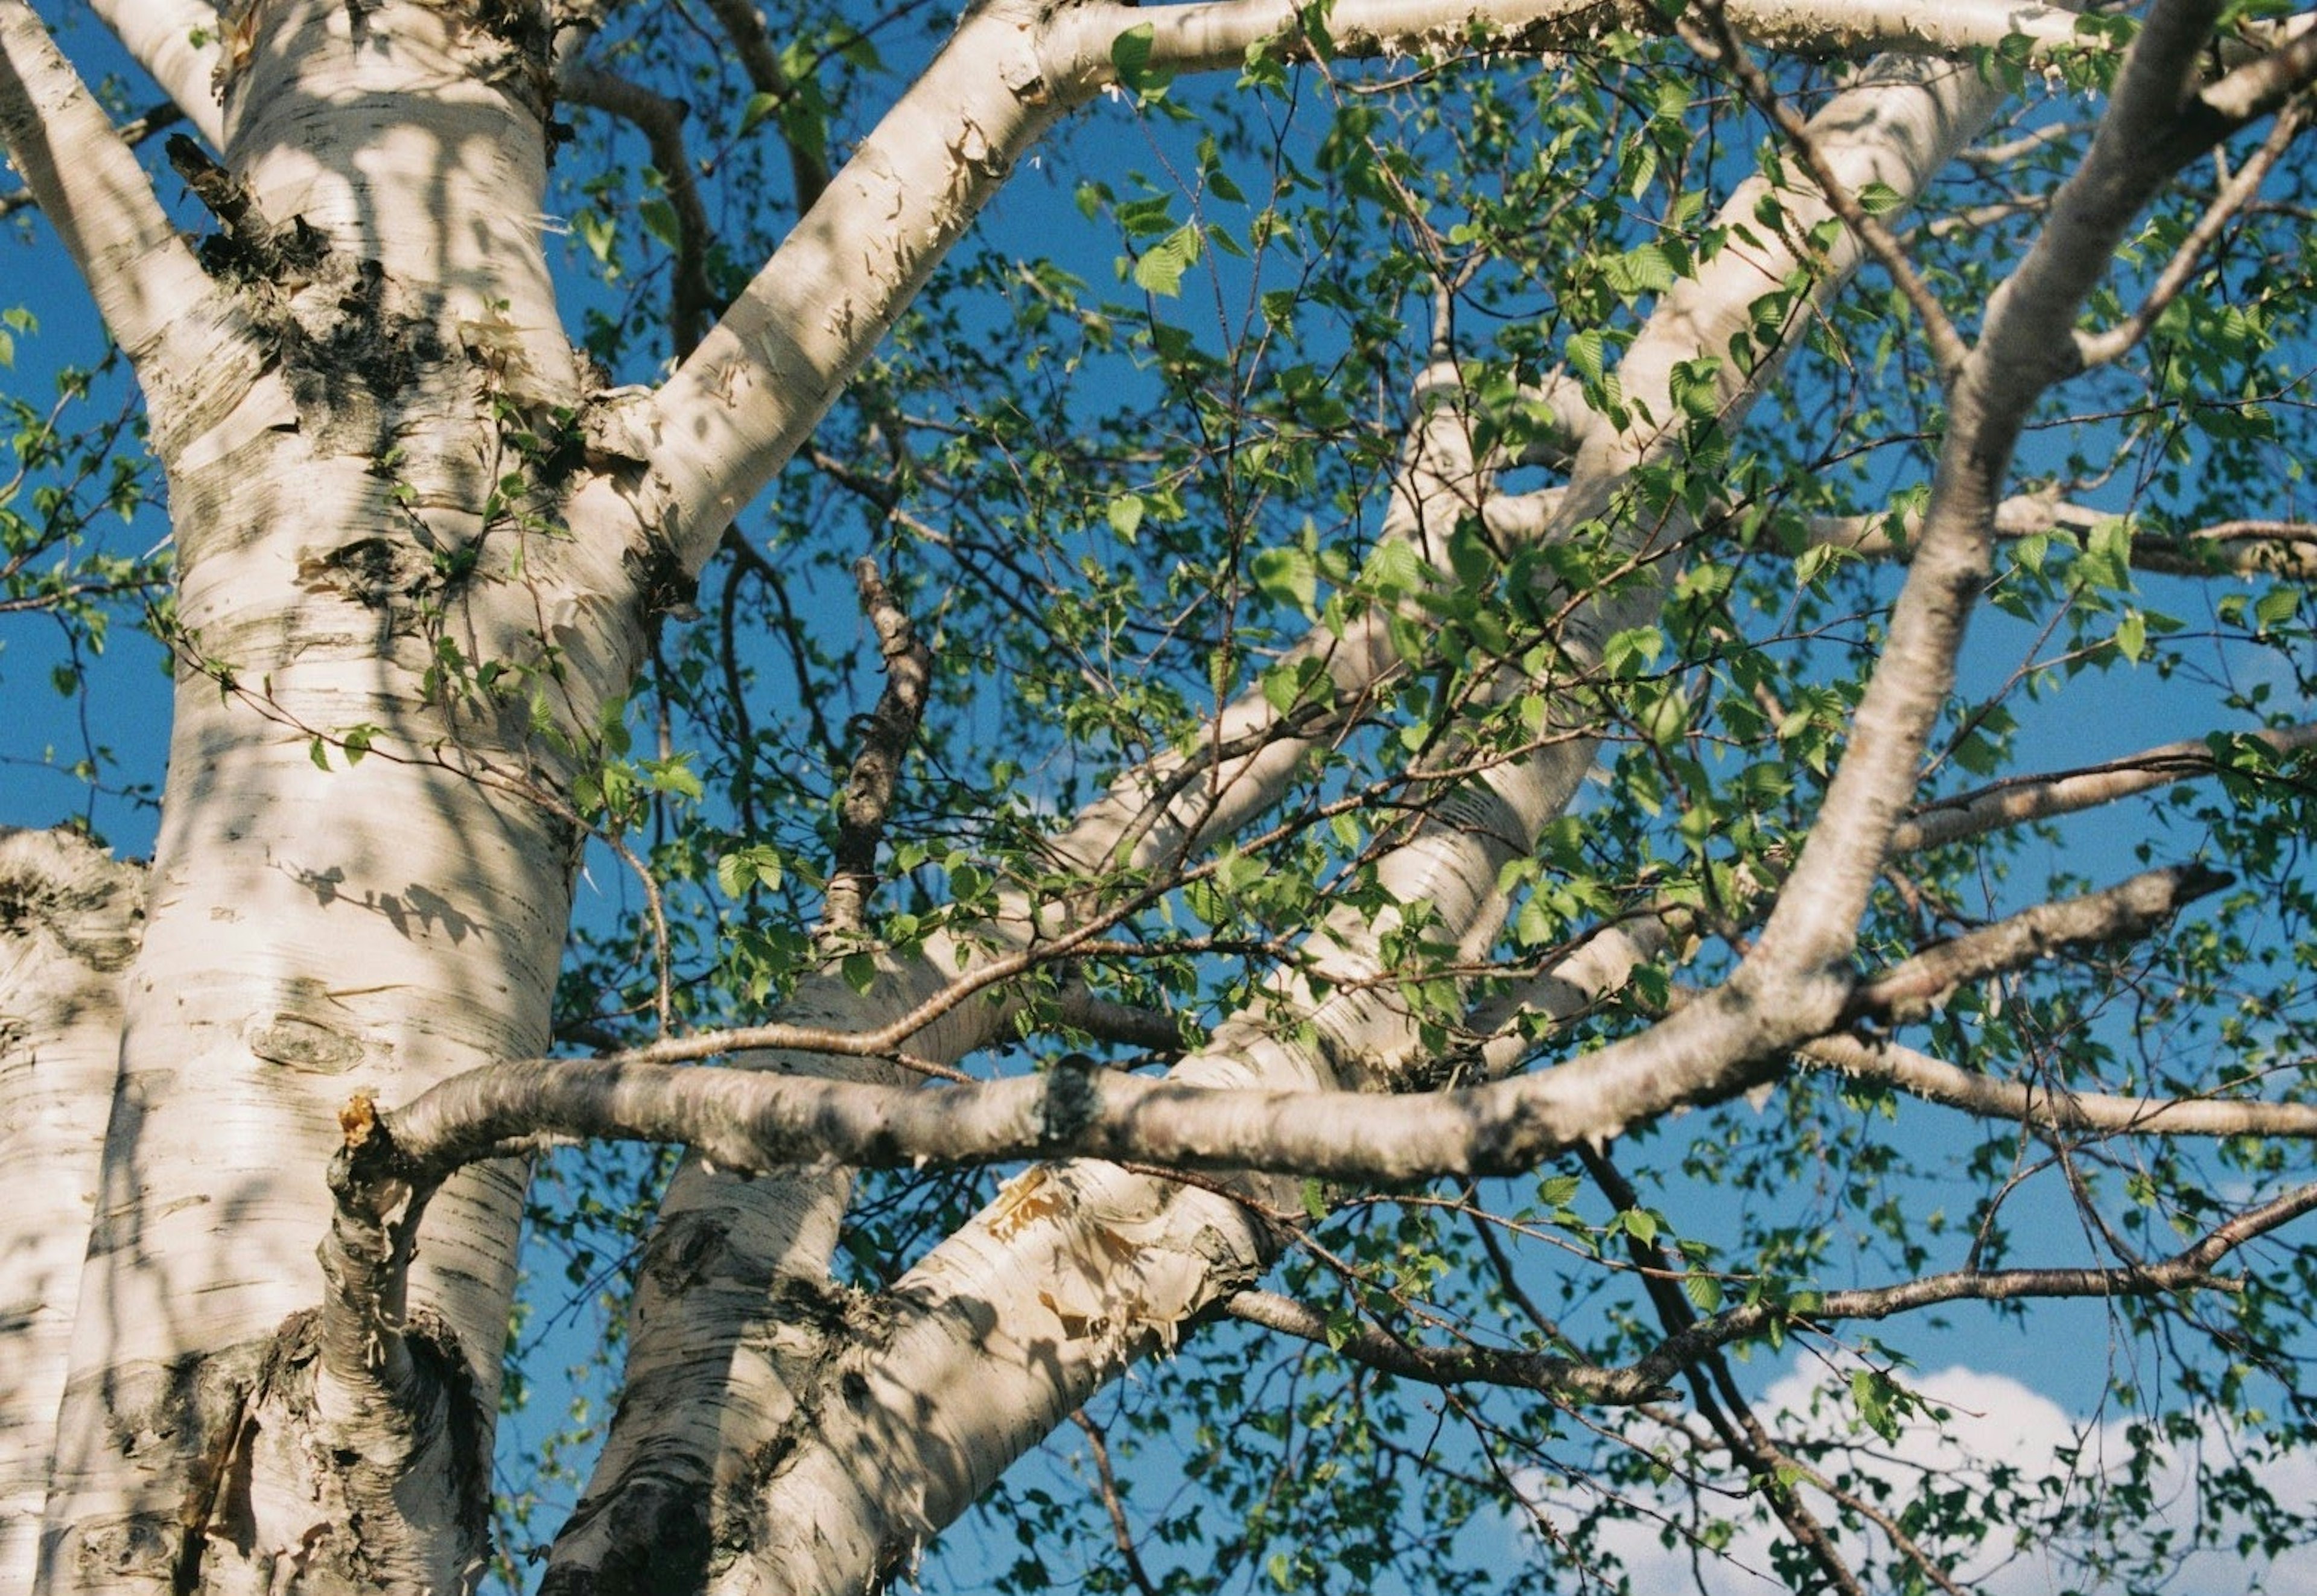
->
[[1052, 0, 2089, 81], [0, 832, 141, 1593], [1, 1, 672, 1586], [85, 0, 224, 147], [221, 0, 579, 403], [645, 0, 1070, 561], [0, 0, 226, 366]]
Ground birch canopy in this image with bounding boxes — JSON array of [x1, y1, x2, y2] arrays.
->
[[5, 1, 2317, 1592]]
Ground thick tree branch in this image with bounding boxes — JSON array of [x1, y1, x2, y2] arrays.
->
[[1740, 0, 2263, 991], [600, 59, 2010, 1592], [1894, 719, 2317, 851], [1840, 862, 2230, 1026], [0, 0, 227, 366], [1052, 0, 2089, 82], [1682, 0, 1970, 380], [85, 0, 223, 147], [644, 0, 1069, 569], [373, 1020, 1761, 1188], [540, 349, 1495, 1590], [1804, 493, 2317, 580], [375, 857, 2230, 1191], [1476, 720, 2301, 1083], [2198, 14, 2317, 124]]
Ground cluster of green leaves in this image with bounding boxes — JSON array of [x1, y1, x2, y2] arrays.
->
[[0, 319, 167, 828]]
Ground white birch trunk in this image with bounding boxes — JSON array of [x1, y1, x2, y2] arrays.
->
[[0, 831, 143, 1592], [18, 3, 640, 1588]]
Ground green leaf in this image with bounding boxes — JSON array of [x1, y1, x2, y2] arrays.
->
[[737, 91, 782, 136], [1107, 493, 1145, 542], [1301, 1178, 1327, 1221], [573, 210, 615, 267], [1856, 180, 1907, 216], [644, 757, 705, 803], [1251, 545, 1318, 615], [1110, 22, 1175, 98], [1538, 1173, 1580, 1208], [638, 199, 681, 251], [1668, 357, 1721, 419], [1132, 223, 1202, 296], [1567, 328, 1607, 384]]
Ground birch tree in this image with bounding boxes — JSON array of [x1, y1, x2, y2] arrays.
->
[[5, 0, 2317, 1592]]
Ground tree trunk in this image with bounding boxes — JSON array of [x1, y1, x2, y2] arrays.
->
[[14, 3, 652, 1588]]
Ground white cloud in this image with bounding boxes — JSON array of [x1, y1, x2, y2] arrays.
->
[[1522, 1360, 2317, 1595]]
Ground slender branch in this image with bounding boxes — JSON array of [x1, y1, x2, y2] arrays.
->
[[1759, 1449, 1973, 1596], [1069, 1411, 1165, 1596], [1222, 1289, 1667, 1404], [1052, 985, 1190, 1054], [561, 64, 720, 357], [0, 96, 180, 218], [1226, 1178, 2317, 1412], [1805, 1028, 2317, 1140], [1963, 120, 2092, 167], [1840, 863, 2231, 1026], [699, 0, 830, 213], [2077, 100, 2309, 369], [1583, 1146, 1868, 1596], [821, 556, 932, 939], [1628, 1184, 2317, 1387]]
